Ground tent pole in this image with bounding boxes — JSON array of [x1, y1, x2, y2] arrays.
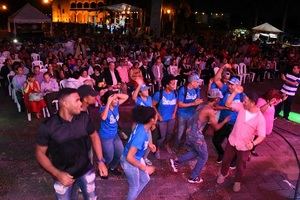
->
[[13, 20, 16, 36]]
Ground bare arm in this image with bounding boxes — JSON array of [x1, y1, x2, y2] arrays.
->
[[132, 84, 141, 102], [35, 145, 60, 178], [208, 112, 230, 131], [253, 136, 265, 146], [214, 65, 225, 89], [225, 91, 238, 108], [126, 146, 155, 175], [116, 93, 129, 105], [89, 131, 108, 176]]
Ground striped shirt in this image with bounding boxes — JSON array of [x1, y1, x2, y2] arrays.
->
[[281, 73, 300, 96]]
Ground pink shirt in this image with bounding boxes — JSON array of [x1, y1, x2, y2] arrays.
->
[[116, 66, 129, 83], [228, 102, 266, 151], [256, 98, 275, 135]]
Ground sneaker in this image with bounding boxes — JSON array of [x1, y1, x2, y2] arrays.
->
[[170, 159, 178, 173], [144, 158, 153, 166], [230, 160, 236, 170], [109, 168, 122, 176], [155, 151, 161, 160], [188, 177, 203, 184], [217, 172, 228, 184], [233, 182, 241, 192], [251, 150, 259, 157], [216, 155, 223, 164]]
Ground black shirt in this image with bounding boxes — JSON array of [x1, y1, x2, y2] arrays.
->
[[37, 112, 95, 178]]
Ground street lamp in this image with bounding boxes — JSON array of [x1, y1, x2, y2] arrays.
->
[[166, 9, 171, 14], [1, 4, 7, 11], [43, 0, 50, 4]]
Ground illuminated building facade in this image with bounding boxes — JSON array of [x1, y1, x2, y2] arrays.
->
[[51, 0, 106, 23]]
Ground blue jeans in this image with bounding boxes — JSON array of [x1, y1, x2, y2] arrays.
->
[[120, 156, 150, 200], [176, 116, 193, 148], [53, 169, 96, 200], [177, 137, 208, 179], [101, 135, 124, 169], [157, 119, 175, 148]]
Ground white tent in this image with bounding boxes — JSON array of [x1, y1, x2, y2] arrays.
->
[[252, 23, 283, 33], [8, 3, 51, 36]]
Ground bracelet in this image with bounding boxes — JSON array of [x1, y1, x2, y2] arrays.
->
[[97, 158, 105, 164]]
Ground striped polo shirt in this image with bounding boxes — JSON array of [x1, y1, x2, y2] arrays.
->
[[281, 73, 300, 96]]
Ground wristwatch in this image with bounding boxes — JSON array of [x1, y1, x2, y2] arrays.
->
[[97, 158, 105, 164]]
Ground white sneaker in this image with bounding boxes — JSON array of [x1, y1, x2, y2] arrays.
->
[[233, 182, 241, 192], [217, 172, 228, 184], [144, 158, 153, 166], [170, 159, 178, 173]]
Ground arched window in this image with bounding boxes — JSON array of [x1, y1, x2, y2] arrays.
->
[[97, 2, 104, 8], [83, 2, 89, 9], [77, 2, 83, 9], [70, 2, 76, 9], [90, 2, 96, 9]]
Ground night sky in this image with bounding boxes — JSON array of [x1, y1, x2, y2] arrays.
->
[[2, 0, 300, 34]]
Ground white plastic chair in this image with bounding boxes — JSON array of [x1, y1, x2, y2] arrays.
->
[[59, 79, 68, 88], [31, 53, 40, 61], [238, 63, 251, 84], [27, 107, 48, 121]]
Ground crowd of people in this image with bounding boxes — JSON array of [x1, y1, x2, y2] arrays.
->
[[0, 33, 300, 199]]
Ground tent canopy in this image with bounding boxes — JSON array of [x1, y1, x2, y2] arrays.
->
[[252, 23, 283, 33], [104, 3, 141, 12], [8, 3, 51, 24]]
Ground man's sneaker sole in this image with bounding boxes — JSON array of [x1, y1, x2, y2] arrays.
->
[[170, 159, 178, 173], [188, 178, 203, 184]]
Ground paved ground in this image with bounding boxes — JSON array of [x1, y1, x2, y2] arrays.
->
[[0, 79, 300, 200]]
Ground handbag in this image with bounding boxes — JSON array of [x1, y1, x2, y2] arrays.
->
[[29, 93, 43, 101]]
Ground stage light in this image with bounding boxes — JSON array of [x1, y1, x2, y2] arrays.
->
[[279, 111, 300, 124]]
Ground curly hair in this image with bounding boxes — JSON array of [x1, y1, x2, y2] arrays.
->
[[132, 106, 156, 124]]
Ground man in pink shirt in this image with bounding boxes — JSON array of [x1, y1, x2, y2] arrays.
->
[[217, 86, 266, 192]]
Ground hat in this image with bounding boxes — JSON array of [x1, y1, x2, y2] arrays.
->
[[188, 74, 203, 83], [78, 85, 98, 99], [140, 84, 150, 92], [228, 77, 241, 85], [208, 88, 223, 99]]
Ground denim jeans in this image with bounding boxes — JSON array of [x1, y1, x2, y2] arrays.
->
[[101, 135, 124, 169], [53, 169, 97, 200], [144, 131, 153, 159], [176, 116, 193, 148], [177, 136, 208, 179], [121, 156, 150, 200], [157, 119, 175, 148]]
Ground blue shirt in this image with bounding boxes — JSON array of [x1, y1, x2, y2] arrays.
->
[[135, 96, 153, 107], [123, 124, 149, 161], [219, 92, 244, 125], [99, 105, 119, 139], [153, 90, 177, 121], [177, 86, 200, 118]]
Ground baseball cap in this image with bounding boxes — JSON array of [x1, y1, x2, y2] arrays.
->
[[140, 84, 150, 92], [228, 77, 241, 85], [208, 88, 223, 99], [188, 74, 203, 83], [77, 85, 98, 98]]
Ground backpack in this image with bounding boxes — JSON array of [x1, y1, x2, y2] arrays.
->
[[157, 89, 178, 106], [178, 85, 200, 103]]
